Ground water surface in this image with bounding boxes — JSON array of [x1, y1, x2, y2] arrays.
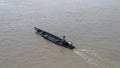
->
[[0, 0, 120, 68]]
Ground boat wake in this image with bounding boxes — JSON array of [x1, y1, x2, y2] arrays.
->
[[74, 48, 110, 68]]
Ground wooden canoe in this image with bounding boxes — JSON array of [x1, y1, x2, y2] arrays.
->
[[34, 27, 75, 49]]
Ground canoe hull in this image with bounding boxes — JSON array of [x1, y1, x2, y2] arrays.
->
[[34, 27, 75, 49]]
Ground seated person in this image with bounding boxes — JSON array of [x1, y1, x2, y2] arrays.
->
[[60, 36, 67, 45]]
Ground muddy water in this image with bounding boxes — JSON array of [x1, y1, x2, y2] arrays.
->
[[0, 0, 120, 68]]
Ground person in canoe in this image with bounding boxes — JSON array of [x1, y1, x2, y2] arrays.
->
[[60, 36, 67, 45]]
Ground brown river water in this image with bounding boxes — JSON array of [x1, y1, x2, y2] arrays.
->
[[0, 0, 120, 68]]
